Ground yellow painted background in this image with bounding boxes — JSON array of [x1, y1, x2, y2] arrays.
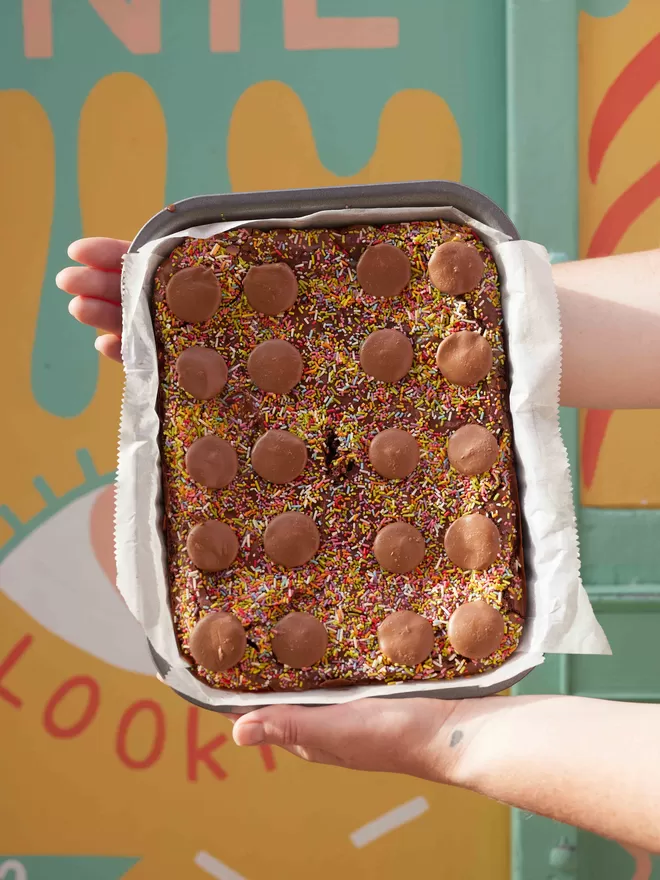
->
[[0, 70, 507, 879]]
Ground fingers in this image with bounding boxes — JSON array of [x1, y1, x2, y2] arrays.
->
[[56, 266, 122, 302], [68, 237, 130, 272], [59, 238, 131, 363], [69, 296, 121, 336], [94, 334, 122, 363]]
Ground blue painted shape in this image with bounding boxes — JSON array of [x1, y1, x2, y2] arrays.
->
[[28, 34, 99, 419], [31, 228, 100, 420], [0, 857, 138, 880], [506, 0, 579, 259], [580, 0, 631, 18]]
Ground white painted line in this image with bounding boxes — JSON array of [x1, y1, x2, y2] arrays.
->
[[0, 861, 27, 880], [350, 796, 429, 848], [194, 851, 247, 880]]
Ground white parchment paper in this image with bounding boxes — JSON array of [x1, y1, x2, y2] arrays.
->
[[117, 206, 610, 709]]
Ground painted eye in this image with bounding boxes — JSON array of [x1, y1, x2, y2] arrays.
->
[[0, 484, 153, 676]]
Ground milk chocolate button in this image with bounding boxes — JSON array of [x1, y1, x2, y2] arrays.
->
[[264, 512, 320, 569], [357, 243, 412, 299], [360, 328, 413, 383], [448, 424, 499, 475], [189, 611, 247, 672], [251, 430, 307, 484], [244, 263, 299, 316], [175, 346, 228, 400], [186, 521, 238, 571], [447, 600, 506, 660], [444, 513, 500, 570], [374, 522, 425, 574], [166, 266, 221, 323], [185, 435, 238, 489], [378, 610, 434, 666], [428, 241, 485, 295], [369, 429, 419, 480], [271, 612, 328, 668], [436, 330, 493, 387], [247, 339, 303, 394]]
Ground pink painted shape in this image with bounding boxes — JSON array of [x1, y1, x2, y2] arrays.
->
[[623, 845, 652, 880], [283, 0, 399, 50], [209, 0, 240, 52], [22, 0, 53, 58], [88, 0, 160, 54], [90, 484, 118, 590]]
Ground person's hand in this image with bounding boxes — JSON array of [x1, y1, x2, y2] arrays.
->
[[56, 237, 128, 363], [231, 697, 467, 782]]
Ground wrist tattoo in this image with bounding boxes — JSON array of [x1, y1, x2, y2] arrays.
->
[[449, 729, 464, 748]]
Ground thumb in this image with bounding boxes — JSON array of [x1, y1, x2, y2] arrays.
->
[[233, 701, 359, 749], [232, 698, 459, 777]]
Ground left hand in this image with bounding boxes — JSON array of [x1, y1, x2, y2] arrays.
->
[[56, 237, 128, 363]]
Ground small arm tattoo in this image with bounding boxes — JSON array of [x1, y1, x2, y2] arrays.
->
[[450, 729, 464, 748]]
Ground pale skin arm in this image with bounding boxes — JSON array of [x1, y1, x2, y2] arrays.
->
[[57, 240, 660, 853], [227, 695, 660, 854], [56, 240, 660, 408], [556, 249, 660, 409]]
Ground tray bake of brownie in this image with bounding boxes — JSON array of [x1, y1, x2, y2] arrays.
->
[[117, 183, 609, 711]]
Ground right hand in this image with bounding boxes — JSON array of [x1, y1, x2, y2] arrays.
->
[[232, 696, 467, 782], [56, 237, 128, 363]]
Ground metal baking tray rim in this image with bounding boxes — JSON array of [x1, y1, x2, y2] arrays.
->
[[126, 179, 532, 713]]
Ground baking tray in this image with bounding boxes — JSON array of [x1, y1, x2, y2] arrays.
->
[[127, 180, 530, 713]]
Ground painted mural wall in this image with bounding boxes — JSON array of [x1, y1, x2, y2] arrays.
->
[[2, 2, 658, 877], [579, 0, 660, 508], [0, 3, 508, 878]]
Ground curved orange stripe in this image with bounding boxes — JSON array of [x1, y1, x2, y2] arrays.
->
[[623, 845, 653, 880], [587, 161, 660, 258], [588, 33, 660, 183], [582, 410, 614, 490], [582, 162, 660, 487]]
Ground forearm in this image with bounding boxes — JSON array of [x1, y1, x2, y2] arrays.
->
[[443, 695, 660, 852], [554, 249, 660, 409]]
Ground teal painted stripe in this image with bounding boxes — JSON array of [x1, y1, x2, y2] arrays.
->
[[506, 0, 579, 259], [33, 476, 58, 507], [0, 857, 138, 880], [507, 2, 582, 878], [30, 90, 99, 419], [77, 448, 100, 481], [0, 506, 23, 533], [581, 0, 631, 16], [506, 0, 582, 565]]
